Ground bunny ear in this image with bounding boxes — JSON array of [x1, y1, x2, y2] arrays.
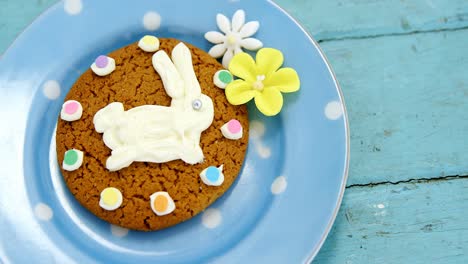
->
[[171, 43, 202, 97], [152, 50, 185, 99]]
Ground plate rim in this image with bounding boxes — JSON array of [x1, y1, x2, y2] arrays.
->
[[0, 0, 350, 262], [268, 1, 350, 262]]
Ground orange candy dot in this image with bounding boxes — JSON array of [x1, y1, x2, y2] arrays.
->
[[154, 195, 168, 213]]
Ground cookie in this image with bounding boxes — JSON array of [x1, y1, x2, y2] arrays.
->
[[56, 38, 249, 231]]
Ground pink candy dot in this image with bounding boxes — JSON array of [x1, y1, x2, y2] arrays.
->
[[95, 55, 108, 68], [64, 101, 79, 114], [227, 119, 242, 134]]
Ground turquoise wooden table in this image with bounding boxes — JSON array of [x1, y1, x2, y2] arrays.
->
[[2, 0, 468, 262]]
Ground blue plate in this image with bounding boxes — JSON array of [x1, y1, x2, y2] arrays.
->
[[0, 0, 349, 263]]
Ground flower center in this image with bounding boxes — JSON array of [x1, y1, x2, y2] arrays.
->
[[226, 33, 239, 46], [253, 75, 265, 91]]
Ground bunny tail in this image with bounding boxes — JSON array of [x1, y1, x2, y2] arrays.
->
[[93, 102, 125, 133]]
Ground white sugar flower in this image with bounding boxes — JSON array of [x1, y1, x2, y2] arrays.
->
[[205, 9, 263, 68]]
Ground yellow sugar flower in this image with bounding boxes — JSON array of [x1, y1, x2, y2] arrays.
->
[[225, 48, 300, 116]]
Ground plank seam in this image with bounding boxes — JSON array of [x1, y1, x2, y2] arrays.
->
[[318, 25, 468, 43], [346, 174, 468, 188]]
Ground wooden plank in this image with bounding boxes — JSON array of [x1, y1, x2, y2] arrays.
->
[[0, 0, 56, 53], [321, 28, 468, 185], [315, 178, 468, 263], [275, 0, 468, 40]]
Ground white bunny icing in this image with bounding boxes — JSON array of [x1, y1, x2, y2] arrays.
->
[[93, 43, 214, 171]]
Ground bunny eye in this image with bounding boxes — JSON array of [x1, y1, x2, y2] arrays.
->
[[192, 99, 203, 110]]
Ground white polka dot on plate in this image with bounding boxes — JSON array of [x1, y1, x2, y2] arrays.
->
[[249, 120, 265, 140], [202, 208, 222, 229], [325, 101, 343, 120], [43, 80, 61, 100], [143, 11, 161, 31], [34, 203, 53, 221], [271, 176, 287, 195], [256, 144, 271, 159], [64, 0, 82, 15], [110, 225, 129, 237]]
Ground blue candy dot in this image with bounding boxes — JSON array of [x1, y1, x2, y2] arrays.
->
[[206, 166, 220, 183]]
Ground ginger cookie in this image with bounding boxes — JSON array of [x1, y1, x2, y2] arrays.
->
[[56, 38, 249, 231]]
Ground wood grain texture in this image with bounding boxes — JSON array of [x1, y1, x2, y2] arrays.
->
[[315, 178, 468, 263], [275, 0, 468, 40], [322, 28, 468, 185]]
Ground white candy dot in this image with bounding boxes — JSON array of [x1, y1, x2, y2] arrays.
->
[[256, 143, 271, 159], [377, 204, 385, 209], [64, 0, 82, 15], [325, 101, 343, 120], [202, 208, 222, 229], [34, 203, 53, 221], [43, 80, 61, 100], [143, 11, 161, 31], [271, 176, 287, 195], [110, 225, 129, 237], [249, 120, 265, 139]]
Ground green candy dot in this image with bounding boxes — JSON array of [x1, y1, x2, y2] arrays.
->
[[64, 150, 78, 165], [219, 71, 233, 84]]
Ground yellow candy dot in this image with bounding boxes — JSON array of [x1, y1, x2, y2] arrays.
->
[[102, 188, 119, 206], [142, 35, 157, 46], [154, 195, 168, 213]]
